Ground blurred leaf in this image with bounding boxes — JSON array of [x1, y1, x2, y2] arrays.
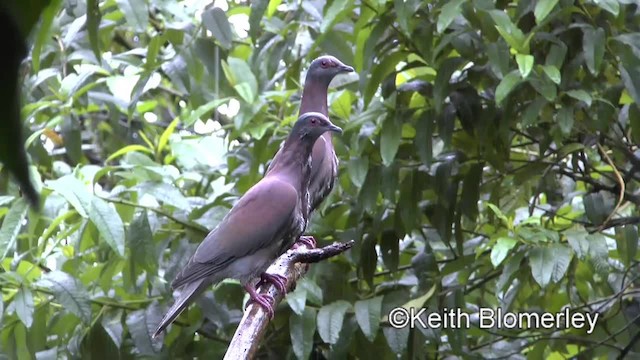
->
[[380, 115, 402, 166], [534, 0, 559, 23], [31, 0, 62, 72], [0, 198, 28, 259], [317, 300, 351, 344], [516, 54, 534, 78], [616, 225, 638, 267], [87, 0, 101, 62], [126, 303, 163, 355], [490, 237, 517, 267], [594, 0, 619, 15], [495, 71, 522, 104], [128, 211, 156, 273], [488, 10, 527, 53], [14, 286, 34, 328], [115, 0, 148, 32], [290, 307, 317, 360], [557, 107, 574, 135], [383, 326, 409, 354], [583, 26, 605, 76], [202, 7, 233, 49], [437, 0, 465, 33], [321, 0, 354, 33], [354, 296, 382, 342], [90, 198, 125, 257], [38, 271, 92, 323], [529, 244, 572, 288]]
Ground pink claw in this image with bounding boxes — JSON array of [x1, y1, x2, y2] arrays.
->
[[259, 273, 288, 294], [244, 284, 275, 319], [294, 235, 316, 249]]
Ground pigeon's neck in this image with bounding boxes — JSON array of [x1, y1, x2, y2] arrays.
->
[[266, 141, 313, 193], [300, 78, 332, 142], [300, 77, 329, 117]]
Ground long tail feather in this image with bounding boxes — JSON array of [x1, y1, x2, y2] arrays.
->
[[153, 279, 209, 338]]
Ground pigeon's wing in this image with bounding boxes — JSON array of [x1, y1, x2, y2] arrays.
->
[[171, 178, 298, 288]]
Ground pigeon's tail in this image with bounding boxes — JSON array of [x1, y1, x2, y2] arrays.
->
[[153, 279, 209, 338]]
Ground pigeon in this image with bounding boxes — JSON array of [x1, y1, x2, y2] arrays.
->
[[154, 112, 343, 337]]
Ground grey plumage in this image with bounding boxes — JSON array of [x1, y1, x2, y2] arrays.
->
[[154, 112, 342, 337]]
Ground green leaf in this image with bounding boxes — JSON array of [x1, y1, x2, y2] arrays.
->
[[461, 163, 483, 221], [184, 98, 230, 126], [31, 0, 62, 72], [157, 118, 180, 155], [86, 0, 101, 62], [285, 286, 307, 316], [380, 115, 402, 166], [290, 308, 317, 360], [529, 76, 557, 101], [0, 198, 28, 260], [249, 0, 268, 42], [354, 297, 383, 342], [202, 7, 233, 49], [565, 90, 592, 107], [364, 51, 405, 107], [495, 71, 522, 105], [321, 0, 354, 33], [317, 300, 351, 344], [529, 244, 572, 288], [383, 326, 409, 354], [557, 107, 574, 135], [37, 271, 92, 323], [616, 225, 638, 266], [534, 0, 559, 23], [488, 10, 527, 52], [619, 46, 640, 105], [490, 237, 518, 267], [487, 203, 509, 226], [380, 229, 400, 272], [89, 198, 125, 257], [137, 182, 190, 210], [583, 26, 605, 76], [115, 0, 148, 32], [128, 211, 156, 273], [437, 0, 465, 33], [516, 54, 534, 78], [126, 303, 163, 355], [223, 58, 258, 104], [594, 0, 619, 16], [541, 65, 561, 84], [348, 157, 369, 187], [47, 175, 92, 217], [14, 286, 34, 328]]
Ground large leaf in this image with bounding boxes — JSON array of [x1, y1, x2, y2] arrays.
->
[[290, 307, 317, 360], [354, 297, 383, 342], [317, 300, 351, 344], [37, 271, 92, 323], [529, 244, 572, 288], [126, 303, 163, 355], [115, 0, 148, 32], [0, 198, 29, 260], [89, 198, 125, 257], [202, 6, 233, 49]]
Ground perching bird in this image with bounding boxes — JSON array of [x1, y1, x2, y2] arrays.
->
[[268, 55, 353, 249], [154, 112, 342, 337], [298, 56, 353, 212]]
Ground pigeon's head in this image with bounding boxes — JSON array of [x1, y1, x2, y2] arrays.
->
[[292, 112, 342, 143], [307, 55, 354, 83]]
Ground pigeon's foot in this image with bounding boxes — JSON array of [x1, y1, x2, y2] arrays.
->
[[258, 273, 288, 294], [244, 284, 275, 319], [294, 235, 316, 249]]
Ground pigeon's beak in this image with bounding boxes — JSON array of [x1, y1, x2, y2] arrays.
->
[[339, 64, 354, 73], [327, 123, 343, 134]]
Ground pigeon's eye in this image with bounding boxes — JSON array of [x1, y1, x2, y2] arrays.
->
[[321, 60, 328, 67], [310, 118, 317, 125]]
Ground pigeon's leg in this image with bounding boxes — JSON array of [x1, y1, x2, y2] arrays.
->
[[244, 284, 275, 319], [293, 235, 316, 249], [258, 273, 288, 294]]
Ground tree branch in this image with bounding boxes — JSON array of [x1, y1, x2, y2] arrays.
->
[[223, 240, 355, 360]]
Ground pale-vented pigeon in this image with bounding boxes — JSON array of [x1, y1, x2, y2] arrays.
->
[[298, 56, 353, 212], [154, 112, 342, 337]]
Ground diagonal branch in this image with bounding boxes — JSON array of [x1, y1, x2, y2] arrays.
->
[[223, 240, 355, 360]]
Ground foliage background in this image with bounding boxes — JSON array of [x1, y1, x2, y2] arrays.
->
[[2, 0, 640, 358]]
